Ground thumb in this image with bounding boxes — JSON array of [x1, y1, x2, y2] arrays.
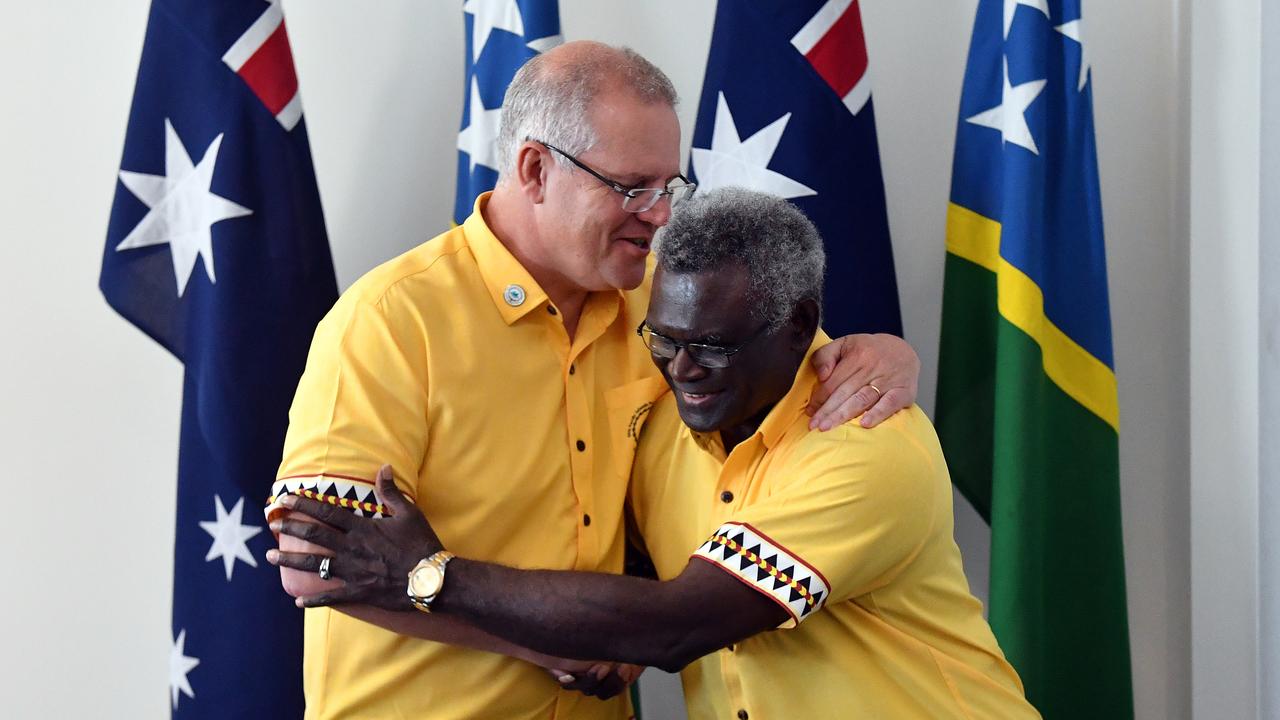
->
[[374, 464, 411, 515]]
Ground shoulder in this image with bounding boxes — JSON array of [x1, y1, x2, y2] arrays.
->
[[342, 225, 474, 310], [781, 406, 949, 500]]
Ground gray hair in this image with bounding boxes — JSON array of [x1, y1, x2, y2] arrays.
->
[[496, 43, 678, 178], [655, 187, 826, 330]]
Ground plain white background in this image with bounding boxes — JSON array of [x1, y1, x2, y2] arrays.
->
[[0, 0, 1242, 717]]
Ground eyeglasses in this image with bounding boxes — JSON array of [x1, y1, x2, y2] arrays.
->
[[533, 139, 696, 213], [636, 321, 771, 369]]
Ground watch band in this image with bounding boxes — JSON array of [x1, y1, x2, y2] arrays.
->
[[407, 550, 455, 613]]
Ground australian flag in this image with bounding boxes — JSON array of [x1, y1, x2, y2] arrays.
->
[[100, 0, 337, 716], [453, 0, 562, 224], [689, 0, 902, 337]]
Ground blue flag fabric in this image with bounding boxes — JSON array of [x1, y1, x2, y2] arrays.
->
[[689, 0, 901, 337], [453, 0, 562, 224], [101, 0, 336, 715]]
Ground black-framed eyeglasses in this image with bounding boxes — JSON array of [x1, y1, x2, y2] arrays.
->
[[532, 139, 696, 213], [636, 321, 771, 369]]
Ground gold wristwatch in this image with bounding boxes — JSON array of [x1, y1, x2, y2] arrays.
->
[[406, 550, 456, 613]]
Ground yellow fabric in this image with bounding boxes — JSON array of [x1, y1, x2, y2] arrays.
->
[[621, 346, 1041, 720], [277, 194, 654, 720], [945, 202, 1119, 430]]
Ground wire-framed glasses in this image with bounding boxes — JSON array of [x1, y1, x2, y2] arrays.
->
[[533, 139, 696, 213], [636, 321, 771, 369]]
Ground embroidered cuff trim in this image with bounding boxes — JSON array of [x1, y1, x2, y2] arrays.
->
[[693, 521, 830, 627]]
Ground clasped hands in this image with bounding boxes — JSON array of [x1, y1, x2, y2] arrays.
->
[[266, 466, 640, 699]]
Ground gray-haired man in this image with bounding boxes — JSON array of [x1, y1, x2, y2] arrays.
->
[[272, 42, 921, 719], [273, 188, 1039, 719]]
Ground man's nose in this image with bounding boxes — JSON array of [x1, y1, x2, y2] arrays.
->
[[636, 194, 673, 227], [667, 347, 709, 383]]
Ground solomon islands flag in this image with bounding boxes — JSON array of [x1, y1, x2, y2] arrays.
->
[[688, 0, 902, 337], [454, 0, 562, 224], [935, 0, 1133, 716], [101, 0, 337, 715]]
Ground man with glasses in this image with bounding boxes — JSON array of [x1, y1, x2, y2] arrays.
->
[[270, 42, 920, 720], [272, 187, 1040, 720]]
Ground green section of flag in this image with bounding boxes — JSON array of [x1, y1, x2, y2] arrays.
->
[[937, 252, 1133, 718]]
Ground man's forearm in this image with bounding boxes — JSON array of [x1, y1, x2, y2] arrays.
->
[[435, 559, 717, 672]]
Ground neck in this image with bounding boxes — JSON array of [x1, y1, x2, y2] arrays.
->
[[718, 403, 776, 452], [484, 186, 589, 337], [715, 350, 808, 452]]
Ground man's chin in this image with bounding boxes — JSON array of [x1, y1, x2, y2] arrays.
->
[[674, 397, 727, 435]]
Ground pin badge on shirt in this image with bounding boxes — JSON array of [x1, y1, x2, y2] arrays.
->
[[503, 284, 526, 307]]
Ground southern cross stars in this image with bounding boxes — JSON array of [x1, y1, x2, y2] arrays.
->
[[1004, 0, 1049, 38], [115, 119, 252, 297], [1056, 19, 1092, 91], [457, 77, 503, 173], [199, 495, 263, 581], [690, 92, 817, 199], [169, 629, 200, 710], [966, 59, 1047, 155], [463, 0, 523, 60]]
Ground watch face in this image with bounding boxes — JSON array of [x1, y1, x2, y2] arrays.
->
[[409, 564, 444, 598]]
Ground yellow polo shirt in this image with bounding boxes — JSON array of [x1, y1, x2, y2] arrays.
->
[[618, 350, 1041, 720], [272, 194, 654, 719]]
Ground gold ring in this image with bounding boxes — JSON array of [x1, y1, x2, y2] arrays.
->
[[868, 384, 882, 397]]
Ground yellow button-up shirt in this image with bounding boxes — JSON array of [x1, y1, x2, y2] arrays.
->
[[620, 349, 1041, 720], [273, 195, 655, 719]]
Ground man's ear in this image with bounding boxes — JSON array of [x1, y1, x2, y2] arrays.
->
[[789, 298, 821, 352], [513, 141, 549, 204]]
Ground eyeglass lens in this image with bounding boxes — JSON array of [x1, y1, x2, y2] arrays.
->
[[642, 328, 731, 369]]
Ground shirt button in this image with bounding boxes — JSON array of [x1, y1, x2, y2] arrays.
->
[[569, 363, 576, 375], [720, 491, 734, 503], [583, 513, 591, 526], [576, 439, 586, 452], [547, 305, 558, 316], [737, 711, 749, 720]]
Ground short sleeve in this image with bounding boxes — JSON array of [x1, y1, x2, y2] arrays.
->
[[691, 408, 945, 628], [266, 289, 426, 522]]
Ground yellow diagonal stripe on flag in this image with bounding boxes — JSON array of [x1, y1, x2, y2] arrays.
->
[[945, 203, 1120, 432]]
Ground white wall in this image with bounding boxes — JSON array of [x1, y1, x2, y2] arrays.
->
[[0, 1, 1192, 718]]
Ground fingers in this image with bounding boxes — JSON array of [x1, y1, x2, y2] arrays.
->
[[296, 588, 361, 609], [808, 337, 845, 383], [373, 464, 413, 515], [860, 387, 911, 428], [267, 549, 333, 576], [272, 516, 346, 550], [280, 492, 355, 531]]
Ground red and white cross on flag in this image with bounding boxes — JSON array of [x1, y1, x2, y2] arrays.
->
[[222, 0, 303, 130], [790, 0, 872, 116]]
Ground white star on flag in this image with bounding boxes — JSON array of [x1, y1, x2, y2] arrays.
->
[[463, 0, 524, 60], [199, 495, 263, 581], [1055, 19, 1091, 91], [169, 629, 200, 710], [690, 92, 817, 199], [965, 59, 1047, 155], [115, 119, 252, 297], [1004, 0, 1049, 38], [457, 77, 503, 173]]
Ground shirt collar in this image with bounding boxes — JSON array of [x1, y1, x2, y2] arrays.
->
[[464, 192, 627, 326], [464, 193, 551, 325]]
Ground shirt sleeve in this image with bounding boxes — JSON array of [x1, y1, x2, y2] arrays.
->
[[267, 288, 427, 523], [690, 407, 947, 628]]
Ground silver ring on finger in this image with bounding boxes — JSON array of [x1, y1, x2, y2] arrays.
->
[[318, 556, 332, 581]]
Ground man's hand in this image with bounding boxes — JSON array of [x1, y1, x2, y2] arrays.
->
[[807, 333, 920, 430], [267, 465, 440, 611], [542, 661, 643, 700]]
